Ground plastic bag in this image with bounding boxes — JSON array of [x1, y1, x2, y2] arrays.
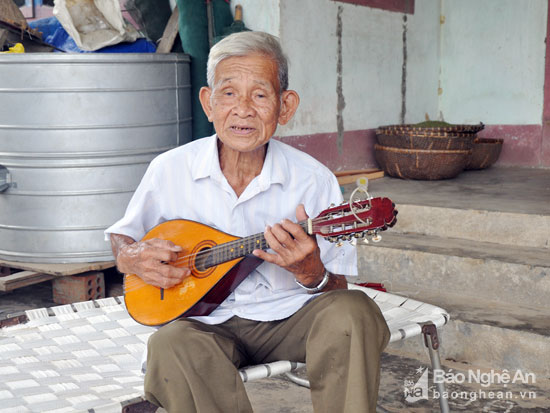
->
[[30, 16, 156, 53], [0, 43, 25, 53], [53, 0, 139, 51]]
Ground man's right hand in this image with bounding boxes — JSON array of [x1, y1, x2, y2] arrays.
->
[[110, 234, 190, 289]]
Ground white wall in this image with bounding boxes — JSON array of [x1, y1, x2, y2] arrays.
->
[[279, 0, 342, 135], [232, 0, 548, 133], [278, 0, 443, 136], [233, 0, 441, 136], [405, 0, 441, 123], [439, 0, 548, 124], [339, 5, 404, 130], [230, 0, 280, 37]]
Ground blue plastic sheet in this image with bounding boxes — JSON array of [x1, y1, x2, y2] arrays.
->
[[29, 17, 156, 53]]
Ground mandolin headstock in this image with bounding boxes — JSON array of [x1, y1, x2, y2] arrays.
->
[[310, 197, 397, 245]]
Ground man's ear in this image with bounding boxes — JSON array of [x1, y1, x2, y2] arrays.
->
[[278, 90, 300, 125], [199, 86, 213, 121]]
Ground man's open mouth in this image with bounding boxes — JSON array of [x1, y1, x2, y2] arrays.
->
[[231, 126, 255, 133]]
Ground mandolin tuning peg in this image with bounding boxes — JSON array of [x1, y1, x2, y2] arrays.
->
[[336, 241, 344, 247], [350, 238, 357, 246], [371, 233, 382, 243], [362, 237, 369, 244]]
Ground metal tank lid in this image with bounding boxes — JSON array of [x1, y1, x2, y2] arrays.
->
[[0, 53, 191, 64]]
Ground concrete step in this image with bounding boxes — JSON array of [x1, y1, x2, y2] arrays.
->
[[364, 167, 550, 216], [346, 167, 550, 388], [391, 204, 550, 250], [343, 167, 550, 250], [370, 285, 550, 378], [357, 232, 550, 309]]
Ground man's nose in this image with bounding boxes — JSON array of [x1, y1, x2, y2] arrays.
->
[[233, 95, 254, 116]]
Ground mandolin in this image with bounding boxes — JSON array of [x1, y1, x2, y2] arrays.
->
[[124, 197, 397, 326]]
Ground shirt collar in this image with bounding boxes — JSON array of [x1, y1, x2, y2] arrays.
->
[[257, 138, 289, 190], [191, 134, 290, 189], [192, 134, 223, 182]]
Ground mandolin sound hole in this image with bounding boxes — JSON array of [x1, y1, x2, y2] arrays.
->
[[194, 247, 215, 273]]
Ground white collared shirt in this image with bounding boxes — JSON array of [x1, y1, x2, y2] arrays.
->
[[105, 134, 357, 325]]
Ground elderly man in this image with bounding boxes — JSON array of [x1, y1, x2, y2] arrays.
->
[[106, 31, 389, 412]]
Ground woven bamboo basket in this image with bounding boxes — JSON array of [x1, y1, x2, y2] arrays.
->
[[377, 123, 485, 135], [466, 138, 503, 170], [375, 131, 474, 150], [374, 144, 471, 180]]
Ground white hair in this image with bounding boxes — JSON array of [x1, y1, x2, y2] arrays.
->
[[207, 31, 289, 93]]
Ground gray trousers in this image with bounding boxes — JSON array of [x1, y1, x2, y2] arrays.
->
[[144, 289, 390, 413]]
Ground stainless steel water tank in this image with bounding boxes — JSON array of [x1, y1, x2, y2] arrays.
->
[[0, 53, 192, 263]]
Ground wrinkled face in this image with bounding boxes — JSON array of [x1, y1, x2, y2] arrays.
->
[[199, 54, 297, 154]]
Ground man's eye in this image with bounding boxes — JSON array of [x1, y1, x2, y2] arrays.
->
[[224, 91, 234, 96]]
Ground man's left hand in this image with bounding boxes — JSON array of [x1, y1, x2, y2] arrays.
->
[[253, 204, 326, 287]]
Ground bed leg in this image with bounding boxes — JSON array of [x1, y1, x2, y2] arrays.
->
[[422, 324, 450, 413]]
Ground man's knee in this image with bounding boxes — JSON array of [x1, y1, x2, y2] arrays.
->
[[318, 289, 380, 318], [313, 289, 389, 346]]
